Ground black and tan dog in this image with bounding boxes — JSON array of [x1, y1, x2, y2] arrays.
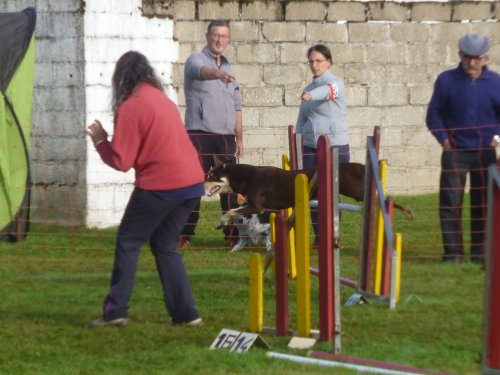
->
[[205, 159, 414, 229]]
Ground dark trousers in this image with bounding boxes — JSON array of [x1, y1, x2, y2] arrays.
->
[[102, 188, 200, 324], [181, 131, 238, 239], [303, 144, 350, 240], [439, 148, 496, 260]]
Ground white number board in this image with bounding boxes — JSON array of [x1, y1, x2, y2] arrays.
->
[[210, 329, 269, 353]]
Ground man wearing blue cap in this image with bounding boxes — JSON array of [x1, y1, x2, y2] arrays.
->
[[426, 34, 500, 264]]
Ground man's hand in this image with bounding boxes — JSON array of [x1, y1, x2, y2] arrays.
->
[[442, 139, 452, 150], [491, 135, 500, 147], [219, 71, 236, 85], [235, 139, 244, 158]]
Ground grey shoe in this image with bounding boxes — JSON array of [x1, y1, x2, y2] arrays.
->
[[89, 317, 129, 328]]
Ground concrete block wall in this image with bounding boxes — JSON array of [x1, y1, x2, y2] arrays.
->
[[83, 0, 177, 227], [0, 0, 178, 227], [2, 0, 498, 228], [0, 0, 87, 226], [167, 0, 499, 199]]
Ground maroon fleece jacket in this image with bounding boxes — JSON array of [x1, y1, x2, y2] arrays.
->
[[96, 82, 204, 190]]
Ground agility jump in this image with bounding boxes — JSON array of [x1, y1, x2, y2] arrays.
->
[[248, 127, 404, 345], [347, 127, 403, 308], [248, 128, 452, 375], [306, 130, 403, 323], [294, 125, 403, 308], [248, 135, 338, 343]]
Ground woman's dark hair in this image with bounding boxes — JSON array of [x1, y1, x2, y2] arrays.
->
[[306, 44, 332, 63], [111, 51, 164, 115]]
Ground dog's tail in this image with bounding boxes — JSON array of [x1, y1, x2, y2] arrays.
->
[[393, 202, 415, 220]]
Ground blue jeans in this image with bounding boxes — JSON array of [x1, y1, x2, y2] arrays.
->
[[439, 148, 496, 260], [102, 188, 200, 323]]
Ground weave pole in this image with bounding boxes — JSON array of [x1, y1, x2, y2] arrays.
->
[[394, 232, 402, 302], [331, 148, 342, 353], [317, 136, 335, 342], [381, 197, 395, 297], [295, 173, 311, 338], [359, 127, 381, 292], [288, 125, 298, 170], [282, 154, 297, 280], [482, 164, 500, 373], [274, 211, 289, 336], [373, 160, 388, 294], [248, 253, 263, 333], [264, 212, 277, 274]]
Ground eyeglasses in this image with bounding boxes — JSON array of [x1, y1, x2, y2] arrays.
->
[[461, 54, 486, 61], [210, 33, 229, 40], [308, 59, 327, 65]]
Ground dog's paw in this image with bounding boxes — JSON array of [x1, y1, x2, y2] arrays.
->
[[231, 239, 247, 252], [215, 213, 232, 230], [265, 240, 272, 252]]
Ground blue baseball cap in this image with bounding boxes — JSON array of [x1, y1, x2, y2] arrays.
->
[[459, 34, 490, 56]]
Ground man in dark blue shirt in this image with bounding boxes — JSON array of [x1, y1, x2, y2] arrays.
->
[[426, 34, 500, 264]]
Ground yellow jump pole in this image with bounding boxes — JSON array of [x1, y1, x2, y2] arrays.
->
[[373, 160, 387, 295], [282, 154, 297, 280], [270, 212, 276, 243], [248, 253, 264, 333], [295, 173, 311, 337], [264, 212, 277, 275], [395, 232, 402, 303]]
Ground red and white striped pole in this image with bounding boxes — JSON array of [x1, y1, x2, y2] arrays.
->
[[483, 164, 500, 373]]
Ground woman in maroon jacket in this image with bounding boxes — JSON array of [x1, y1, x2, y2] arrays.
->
[[85, 51, 205, 328]]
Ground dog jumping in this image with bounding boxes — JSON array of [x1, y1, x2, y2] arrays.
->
[[205, 158, 414, 229]]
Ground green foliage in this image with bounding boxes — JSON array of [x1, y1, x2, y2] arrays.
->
[[0, 196, 485, 374]]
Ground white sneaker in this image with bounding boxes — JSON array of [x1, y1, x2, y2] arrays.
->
[[169, 317, 203, 327], [185, 317, 203, 326], [89, 317, 129, 328]]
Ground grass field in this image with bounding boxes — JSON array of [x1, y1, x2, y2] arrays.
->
[[0, 195, 488, 374]]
